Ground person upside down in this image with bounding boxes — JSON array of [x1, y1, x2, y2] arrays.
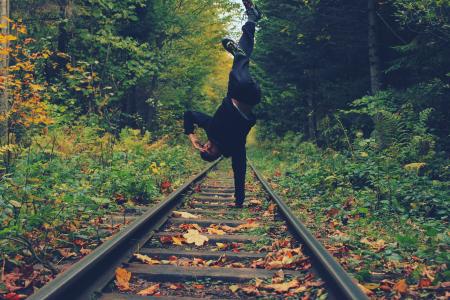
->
[[184, 0, 262, 208]]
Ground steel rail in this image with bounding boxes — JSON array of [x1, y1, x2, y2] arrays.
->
[[249, 161, 369, 300], [28, 159, 221, 300]]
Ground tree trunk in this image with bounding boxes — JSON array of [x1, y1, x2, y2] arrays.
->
[[368, 0, 382, 94], [0, 0, 9, 145], [306, 94, 316, 141]]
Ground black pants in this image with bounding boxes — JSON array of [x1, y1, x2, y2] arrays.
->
[[227, 22, 261, 105]]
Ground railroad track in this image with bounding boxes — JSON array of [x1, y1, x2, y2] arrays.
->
[[29, 160, 368, 300]]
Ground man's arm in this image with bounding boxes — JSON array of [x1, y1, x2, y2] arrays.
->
[[184, 111, 212, 135], [184, 111, 213, 150], [232, 147, 247, 205]]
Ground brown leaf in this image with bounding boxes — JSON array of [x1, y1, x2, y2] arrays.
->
[[160, 236, 173, 244], [241, 285, 261, 296], [137, 283, 160, 296], [393, 279, 408, 294], [57, 248, 77, 258], [79, 248, 92, 256], [115, 268, 131, 291], [266, 260, 284, 270], [418, 278, 432, 288], [265, 279, 300, 293]]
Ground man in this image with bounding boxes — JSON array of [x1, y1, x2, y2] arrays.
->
[[183, 0, 262, 208]]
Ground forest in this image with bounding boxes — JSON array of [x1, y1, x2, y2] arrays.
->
[[0, 0, 449, 299]]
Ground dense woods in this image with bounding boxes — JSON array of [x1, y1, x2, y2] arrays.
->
[[0, 0, 449, 299]]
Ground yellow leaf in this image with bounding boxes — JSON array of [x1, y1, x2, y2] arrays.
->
[[404, 163, 426, 171], [18, 26, 27, 34], [133, 253, 160, 265], [216, 242, 227, 250], [208, 227, 226, 235], [2, 34, 17, 41], [115, 267, 131, 291], [183, 229, 209, 246], [173, 211, 200, 219], [29, 83, 45, 91], [137, 283, 160, 296], [172, 237, 184, 246], [364, 283, 380, 290], [229, 285, 240, 293], [0, 48, 10, 55]]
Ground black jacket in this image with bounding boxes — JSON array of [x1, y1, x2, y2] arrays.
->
[[184, 97, 256, 203]]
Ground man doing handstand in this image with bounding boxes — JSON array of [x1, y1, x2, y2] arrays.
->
[[183, 0, 262, 208]]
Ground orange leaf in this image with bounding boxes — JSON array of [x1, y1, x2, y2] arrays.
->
[[393, 279, 408, 294], [115, 268, 131, 291], [137, 283, 160, 296], [193, 284, 204, 289]]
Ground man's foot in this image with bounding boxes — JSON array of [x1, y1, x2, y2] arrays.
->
[[243, 0, 262, 23], [234, 202, 244, 209], [222, 38, 246, 57]]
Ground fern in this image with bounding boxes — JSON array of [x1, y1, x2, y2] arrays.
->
[[372, 111, 409, 149]]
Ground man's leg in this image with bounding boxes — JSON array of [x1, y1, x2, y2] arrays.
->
[[226, 22, 255, 97]]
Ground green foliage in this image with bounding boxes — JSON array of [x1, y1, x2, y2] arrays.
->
[[0, 123, 204, 260], [250, 135, 449, 287]]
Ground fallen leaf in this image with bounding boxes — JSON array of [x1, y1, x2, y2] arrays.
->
[[255, 278, 263, 288], [418, 278, 432, 288], [115, 268, 131, 291], [394, 279, 408, 294], [363, 283, 380, 290], [137, 283, 160, 296], [358, 283, 374, 296], [193, 284, 204, 289], [160, 236, 173, 244], [266, 260, 284, 270], [173, 211, 200, 219], [57, 248, 77, 258], [249, 199, 262, 206], [4, 293, 26, 300], [133, 253, 160, 265], [208, 227, 226, 235], [231, 262, 246, 268], [169, 283, 184, 290], [183, 230, 209, 246], [241, 285, 260, 296], [172, 237, 185, 246], [216, 242, 227, 250], [229, 285, 240, 293], [265, 279, 300, 293], [80, 248, 92, 256]]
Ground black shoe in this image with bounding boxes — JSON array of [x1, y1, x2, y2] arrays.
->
[[243, 0, 262, 22], [222, 38, 246, 57], [233, 202, 244, 208]]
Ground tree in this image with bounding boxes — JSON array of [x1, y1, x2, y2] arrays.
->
[[0, 0, 8, 145], [368, 0, 383, 94]]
